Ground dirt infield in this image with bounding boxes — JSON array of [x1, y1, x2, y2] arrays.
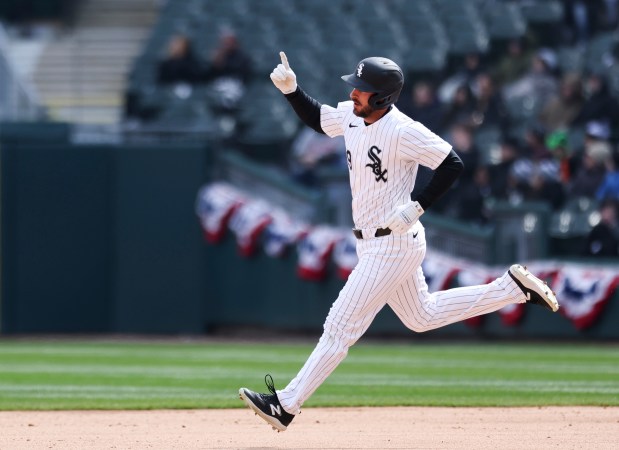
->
[[1, 407, 617, 449]]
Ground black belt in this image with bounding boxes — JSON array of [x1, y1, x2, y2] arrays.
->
[[352, 227, 392, 239]]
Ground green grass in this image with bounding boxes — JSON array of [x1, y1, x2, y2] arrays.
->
[[0, 340, 617, 410]]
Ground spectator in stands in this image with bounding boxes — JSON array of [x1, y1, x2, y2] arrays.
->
[[453, 166, 492, 226], [205, 29, 252, 84], [600, 0, 619, 30], [511, 125, 565, 209], [583, 198, 619, 256], [561, 0, 604, 44], [438, 52, 485, 104], [563, 120, 612, 184], [546, 130, 575, 184], [489, 136, 521, 200], [449, 123, 479, 183], [492, 37, 533, 85], [157, 34, 203, 85], [203, 29, 253, 110], [398, 81, 443, 133], [572, 71, 619, 129], [440, 84, 476, 133], [568, 138, 613, 198], [538, 72, 584, 132], [432, 123, 480, 215], [523, 124, 553, 160], [596, 150, 619, 201], [502, 49, 559, 110], [511, 166, 565, 210], [471, 72, 509, 132]]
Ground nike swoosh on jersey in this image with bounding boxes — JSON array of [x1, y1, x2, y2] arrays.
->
[[348, 123, 358, 128], [413, 231, 419, 238]]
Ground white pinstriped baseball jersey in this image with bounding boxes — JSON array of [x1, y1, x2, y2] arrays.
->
[[320, 101, 452, 229], [241, 55, 558, 431], [276, 102, 527, 417]]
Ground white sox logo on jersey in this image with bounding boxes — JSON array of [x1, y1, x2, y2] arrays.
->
[[366, 146, 387, 182]]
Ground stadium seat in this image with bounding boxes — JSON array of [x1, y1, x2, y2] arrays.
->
[[437, 2, 489, 55], [504, 95, 543, 125], [557, 46, 586, 73], [481, 2, 527, 41], [403, 46, 448, 73], [398, 19, 449, 54], [585, 31, 619, 73], [446, 27, 490, 56], [549, 197, 598, 238], [274, 24, 322, 53], [518, 0, 564, 24], [607, 65, 619, 99], [235, 113, 299, 162], [391, 0, 433, 15], [473, 126, 503, 165], [566, 126, 586, 153]]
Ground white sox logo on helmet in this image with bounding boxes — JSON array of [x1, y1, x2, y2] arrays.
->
[[356, 63, 364, 77]]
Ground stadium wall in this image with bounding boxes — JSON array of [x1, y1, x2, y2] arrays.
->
[[1, 122, 618, 339], [0, 123, 209, 334]]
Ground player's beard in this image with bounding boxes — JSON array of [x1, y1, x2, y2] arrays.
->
[[352, 103, 373, 118]]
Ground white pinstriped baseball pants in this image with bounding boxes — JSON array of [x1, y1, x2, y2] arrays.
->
[[277, 222, 526, 415]]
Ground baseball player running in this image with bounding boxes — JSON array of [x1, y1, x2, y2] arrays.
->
[[239, 52, 559, 432]]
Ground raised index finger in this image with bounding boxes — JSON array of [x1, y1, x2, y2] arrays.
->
[[280, 51, 290, 70]]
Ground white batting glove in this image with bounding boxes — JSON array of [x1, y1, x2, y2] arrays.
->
[[270, 51, 297, 94], [385, 200, 424, 234]]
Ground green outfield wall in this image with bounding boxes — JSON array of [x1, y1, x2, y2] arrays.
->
[[1, 123, 209, 334], [1, 122, 618, 338]]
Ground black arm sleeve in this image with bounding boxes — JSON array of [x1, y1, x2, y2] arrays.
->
[[284, 86, 324, 134], [412, 149, 464, 210]]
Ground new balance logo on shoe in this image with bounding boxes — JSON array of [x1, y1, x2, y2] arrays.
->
[[270, 404, 282, 416], [239, 374, 295, 432]]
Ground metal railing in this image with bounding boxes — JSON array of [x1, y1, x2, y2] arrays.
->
[[423, 213, 496, 264], [217, 151, 328, 224], [424, 201, 553, 265]]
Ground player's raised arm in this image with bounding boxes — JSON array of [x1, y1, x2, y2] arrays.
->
[[270, 51, 325, 134]]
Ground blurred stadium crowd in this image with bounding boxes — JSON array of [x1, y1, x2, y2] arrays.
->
[[2, 0, 619, 257], [122, 0, 619, 257]]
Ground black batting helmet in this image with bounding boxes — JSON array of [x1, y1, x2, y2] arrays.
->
[[341, 57, 404, 109]]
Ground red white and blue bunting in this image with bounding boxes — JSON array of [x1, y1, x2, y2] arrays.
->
[[196, 183, 619, 330]]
